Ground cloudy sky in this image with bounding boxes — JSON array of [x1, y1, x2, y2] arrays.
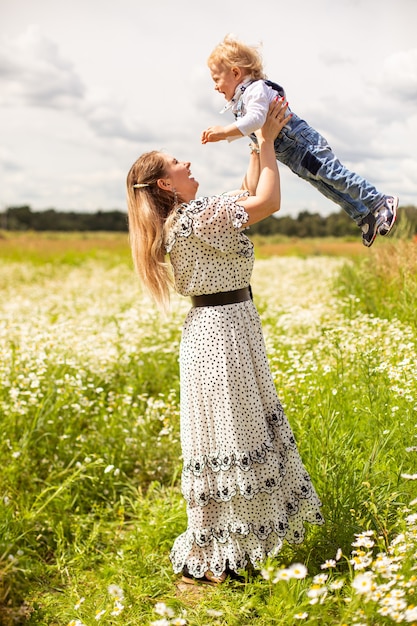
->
[[1, 0, 416, 217]]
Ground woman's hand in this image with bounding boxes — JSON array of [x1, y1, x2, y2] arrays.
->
[[256, 98, 290, 143]]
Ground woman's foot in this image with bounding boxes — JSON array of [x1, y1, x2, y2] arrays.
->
[[181, 566, 226, 586]]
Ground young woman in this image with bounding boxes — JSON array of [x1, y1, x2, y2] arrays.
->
[[126, 99, 323, 585]]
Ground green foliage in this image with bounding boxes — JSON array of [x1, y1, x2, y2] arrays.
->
[[3, 204, 417, 238], [2, 206, 128, 232], [0, 240, 416, 625], [337, 240, 417, 331]]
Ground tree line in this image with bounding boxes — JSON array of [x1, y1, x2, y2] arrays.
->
[[1, 204, 417, 238]]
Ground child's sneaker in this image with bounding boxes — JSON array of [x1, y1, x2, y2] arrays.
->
[[377, 196, 398, 236], [360, 212, 379, 247]]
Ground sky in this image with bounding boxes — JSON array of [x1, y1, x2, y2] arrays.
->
[[0, 0, 416, 217]]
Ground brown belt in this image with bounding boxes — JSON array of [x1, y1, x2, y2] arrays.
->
[[191, 287, 251, 308]]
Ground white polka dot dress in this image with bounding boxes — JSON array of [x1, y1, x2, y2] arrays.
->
[[165, 194, 323, 578]]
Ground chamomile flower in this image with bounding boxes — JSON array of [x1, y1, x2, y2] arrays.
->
[[107, 584, 124, 601], [73, 597, 85, 610], [111, 600, 124, 616], [351, 572, 374, 595], [154, 603, 174, 618], [288, 563, 308, 579], [94, 609, 106, 621]]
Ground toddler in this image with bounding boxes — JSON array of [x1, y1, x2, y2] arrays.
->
[[202, 35, 398, 247]]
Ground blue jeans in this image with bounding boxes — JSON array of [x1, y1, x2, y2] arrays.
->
[[271, 114, 386, 224]]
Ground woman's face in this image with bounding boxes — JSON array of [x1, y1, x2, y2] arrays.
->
[[162, 156, 199, 203]]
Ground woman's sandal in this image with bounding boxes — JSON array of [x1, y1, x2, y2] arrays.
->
[[181, 566, 226, 586]]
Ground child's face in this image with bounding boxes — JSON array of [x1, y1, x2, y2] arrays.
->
[[209, 63, 243, 101]]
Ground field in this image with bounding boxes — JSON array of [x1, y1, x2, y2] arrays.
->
[[0, 231, 416, 626]]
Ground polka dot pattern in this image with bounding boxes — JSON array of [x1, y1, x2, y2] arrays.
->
[[166, 194, 323, 578]]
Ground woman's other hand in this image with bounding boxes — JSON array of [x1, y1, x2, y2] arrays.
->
[[256, 98, 290, 143]]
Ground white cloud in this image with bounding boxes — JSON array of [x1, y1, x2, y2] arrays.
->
[[0, 0, 416, 214], [0, 25, 85, 109], [376, 48, 417, 103]]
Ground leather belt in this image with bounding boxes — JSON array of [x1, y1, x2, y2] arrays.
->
[[191, 287, 251, 308]]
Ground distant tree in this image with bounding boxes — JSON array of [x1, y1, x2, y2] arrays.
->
[[5, 205, 33, 230], [1, 204, 416, 237]]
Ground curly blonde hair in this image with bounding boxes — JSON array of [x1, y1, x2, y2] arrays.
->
[[126, 151, 177, 310], [207, 34, 265, 80]]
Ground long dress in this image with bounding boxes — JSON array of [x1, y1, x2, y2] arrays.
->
[[165, 193, 323, 578]]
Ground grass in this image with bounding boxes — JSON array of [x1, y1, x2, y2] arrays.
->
[[0, 232, 416, 625]]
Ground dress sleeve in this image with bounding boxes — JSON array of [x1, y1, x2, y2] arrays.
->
[[166, 193, 250, 254]]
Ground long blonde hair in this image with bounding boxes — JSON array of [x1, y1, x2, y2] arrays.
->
[[207, 34, 265, 80], [126, 151, 177, 310]]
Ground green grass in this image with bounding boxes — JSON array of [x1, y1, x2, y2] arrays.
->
[[0, 234, 416, 625]]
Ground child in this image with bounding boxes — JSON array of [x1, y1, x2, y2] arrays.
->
[[201, 34, 398, 247]]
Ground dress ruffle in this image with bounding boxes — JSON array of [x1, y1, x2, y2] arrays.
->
[[170, 491, 323, 577], [181, 403, 313, 508], [170, 402, 324, 577]]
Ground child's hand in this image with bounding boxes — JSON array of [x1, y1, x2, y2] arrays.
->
[[201, 126, 227, 143]]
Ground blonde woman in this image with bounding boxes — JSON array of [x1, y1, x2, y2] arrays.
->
[[126, 99, 323, 585]]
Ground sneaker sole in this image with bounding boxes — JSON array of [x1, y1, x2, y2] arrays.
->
[[378, 197, 398, 236], [362, 227, 378, 248]]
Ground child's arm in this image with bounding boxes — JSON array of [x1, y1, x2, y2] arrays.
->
[[201, 123, 244, 144]]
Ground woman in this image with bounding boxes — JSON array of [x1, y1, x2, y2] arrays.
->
[[126, 99, 323, 585]]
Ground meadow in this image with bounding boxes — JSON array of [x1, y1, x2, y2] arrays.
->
[[0, 231, 416, 626]]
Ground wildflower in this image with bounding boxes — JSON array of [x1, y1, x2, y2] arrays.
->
[[350, 552, 373, 570], [294, 612, 309, 620], [401, 473, 417, 480], [154, 603, 175, 618], [68, 621, 86, 626], [150, 620, 170, 626], [261, 565, 275, 581], [335, 548, 342, 561], [171, 619, 187, 626], [74, 597, 85, 610], [273, 568, 291, 582], [111, 600, 124, 616], [206, 609, 223, 617], [288, 563, 308, 579], [307, 584, 327, 604], [404, 605, 417, 621], [104, 464, 114, 474], [107, 584, 124, 601], [94, 610, 106, 621], [377, 606, 391, 617], [352, 534, 375, 550], [313, 573, 328, 585], [351, 572, 374, 594], [321, 559, 336, 569], [329, 579, 344, 590], [406, 513, 417, 525]]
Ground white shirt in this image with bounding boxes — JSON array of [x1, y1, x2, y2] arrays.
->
[[221, 79, 277, 141]]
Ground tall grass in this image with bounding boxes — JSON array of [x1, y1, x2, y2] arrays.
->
[[0, 234, 416, 625]]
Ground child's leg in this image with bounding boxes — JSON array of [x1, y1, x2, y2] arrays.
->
[[305, 176, 372, 225], [303, 142, 397, 242], [274, 119, 386, 222], [274, 118, 397, 245]]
